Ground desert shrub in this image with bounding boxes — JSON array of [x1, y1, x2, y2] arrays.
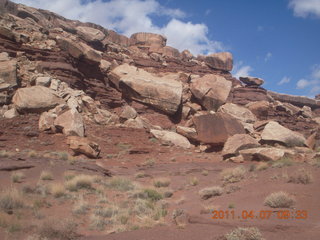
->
[[11, 172, 25, 183], [72, 198, 89, 215], [189, 177, 199, 186], [65, 175, 94, 192], [199, 186, 223, 200], [37, 218, 78, 240], [50, 183, 66, 198], [40, 171, 53, 181], [288, 168, 313, 184], [0, 188, 24, 211], [104, 177, 134, 192], [140, 189, 163, 202], [256, 162, 269, 171], [225, 227, 264, 240], [272, 157, 293, 168], [221, 166, 246, 184], [264, 191, 295, 208], [153, 178, 171, 188]]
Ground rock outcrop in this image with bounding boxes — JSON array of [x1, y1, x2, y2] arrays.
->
[[67, 136, 100, 158], [190, 74, 232, 111], [205, 52, 233, 71], [240, 76, 264, 87], [150, 129, 191, 149], [54, 109, 85, 137]]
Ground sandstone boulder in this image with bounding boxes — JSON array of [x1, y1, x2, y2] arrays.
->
[[222, 134, 260, 159], [218, 103, 256, 123], [161, 46, 180, 58], [268, 91, 319, 109], [176, 126, 197, 142], [150, 129, 191, 149], [54, 109, 85, 137], [76, 26, 105, 43], [190, 74, 232, 111], [120, 105, 137, 120], [13, 86, 63, 113], [239, 147, 295, 161], [239, 76, 264, 86], [3, 108, 18, 119], [94, 109, 119, 125], [35, 76, 51, 87], [246, 101, 270, 118], [261, 121, 306, 147], [193, 113, 245, 146], [130, 32, 166, 48], [110, 64, 182, 115], [299, 106, 313, 118], [39, 111, 57, 132], [205, 52, 233, 71], [67, 136, 100, 159]]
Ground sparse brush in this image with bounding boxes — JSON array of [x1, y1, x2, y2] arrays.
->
[[40, 171, 53, 181], [221, 166, 246, 184], [225, 227, 264, 240], [11, 171, 25, 183], [64, 171, 76, 181], [73, 198, 89, 215], [256, 162, 269, 171], [201, 170, 209, 176], [135, 172, 148, 179], [0, 150, 13, 158], [272, 157, 293, 168], [0, 188, 24, 211], [264, 191, 295, 208], [104, 177, 134, 192], [199, 186, 223, 200], [189, 177, 199, 186], [288, 168, 313, 184], [94, 206, 118, 218], [89, 214, 108, 231], [58, 152, 69, 161], [35, 183, 50, 197], [50, 183, 66, 198], [37, 218, 78, 240], [65, 175, 94, 192], [137, 189, 163, 202], [153, 178, 171, 188], [27, 150, 38, 158]]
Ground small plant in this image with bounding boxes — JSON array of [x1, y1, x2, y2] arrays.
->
[[27, 150, 38, 158], [272, 157, 293, 168], [37, 218, 78, 240], [50, 183, 66, 198], [135, 172, 148, 178], [264, 191, 295, 208], [221, 166, 246, 184], [199, 186, 223, 200], [0, 150, 13, 158], [189, 177, 199, 186], [201, 170, 209, 176], [40, 171, 53, 181], [73, 198, 89, 215], [64, 171, 76, 181], [225, 227, 264, 240], [153, 178, 171, 188], [58, 152, 69, 161], [256, 162, 269, 171], [288, 168, 313, 184], [142, 189, 163, 202], [89, 214, 107, 231], [11, 172, 25, 183], [94, 206, 118, 218], [228, 203, 235, 209], [104, 177, 134, 192], [0, 188, 24, 211], [65, 175, 94, 192], [143, 158, 156, 167]]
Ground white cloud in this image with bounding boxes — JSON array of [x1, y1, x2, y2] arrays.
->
[[232, 61, 253, 79], [11, 0, 224, 55], [278, 76, 291, 85], [296, 64, 320, 96], [264, 52, 272, 62], [289, 0, 320, 18]]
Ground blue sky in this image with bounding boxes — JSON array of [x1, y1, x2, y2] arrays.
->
[[12, 0, 320, 97]]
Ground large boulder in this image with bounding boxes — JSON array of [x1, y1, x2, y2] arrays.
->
[[205, 52, 233, 71], [76, 26, 105, 43], [193, 113, 245, 146], [239, 76, 264, 87], [176, 126, 197, 142], [56, 37, 102, 63], [268, 91, 320, 109], [161, 46, 180, 58], [13, 86, 63, 113], [261, 121, 306, 147], [130, 32, 166, 48], [150, 129, 191, 149], [54, 109, 85, 137], [190, 74, 232, 111], [110, 64, 182, 115], [246, 101, 270, 118], [239, 147, 295, 161], [67, 136, 100, 159], [218, 103, 256, 123], [222, 134, 260, 159]]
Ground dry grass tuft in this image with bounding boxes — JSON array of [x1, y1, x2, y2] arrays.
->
[[225, 227, 264, 240], [199, 186, 223, 200], [104, 177, 134, 192], [153, 178, 171, 188], [50, 183, 66, 198], [256, 162, 269, 171], [288, 168, 313, 184], [264, 191, 295, 208], [221, 166, 246, 184], [0, 188, 24, 211], [40, 171, 53, 181], [11, 171, 25, 183], [189, 177, 199, 186], [37, 218, 78, 240], [272, 157, 293, 168], [65, 175, 94, 192]]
